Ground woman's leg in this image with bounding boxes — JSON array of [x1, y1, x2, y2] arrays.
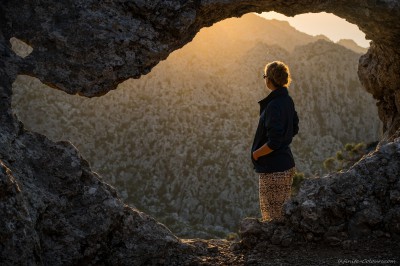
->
[[259, 167, 295, 221]]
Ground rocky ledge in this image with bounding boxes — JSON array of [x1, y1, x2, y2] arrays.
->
[[240, 139, 400, 249]]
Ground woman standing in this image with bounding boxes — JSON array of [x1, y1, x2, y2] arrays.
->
[[251, 61, 299, 222]]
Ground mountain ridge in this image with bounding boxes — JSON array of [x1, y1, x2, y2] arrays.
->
[[337, 38, 368, 54]]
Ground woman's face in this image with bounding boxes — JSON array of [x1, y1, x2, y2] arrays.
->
[[263, 73, 268, 90], [265, 76, 272, 91]]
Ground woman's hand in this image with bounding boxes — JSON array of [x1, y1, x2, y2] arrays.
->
[[252, 151, 259, 161], [253, 144, 274, 161]]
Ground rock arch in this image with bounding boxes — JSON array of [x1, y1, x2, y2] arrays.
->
[[1, 1, 400, 136], [1, 0, 400, 264]]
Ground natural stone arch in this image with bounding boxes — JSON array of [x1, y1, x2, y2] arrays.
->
[[1, 0, 400, 137], [1, 1, 400, 264]]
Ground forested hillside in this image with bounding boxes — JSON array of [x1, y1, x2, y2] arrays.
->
[[12, 14, 380, 238]]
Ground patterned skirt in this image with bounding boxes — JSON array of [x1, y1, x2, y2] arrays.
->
[[259, 167, 295, 222]]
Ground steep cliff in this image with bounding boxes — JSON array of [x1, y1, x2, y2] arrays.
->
[[1, 0, 400, 265]]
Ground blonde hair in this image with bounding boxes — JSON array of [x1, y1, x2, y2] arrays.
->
[[264, 61, 292, 88]]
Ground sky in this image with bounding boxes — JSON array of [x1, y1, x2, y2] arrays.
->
[[259, 12, 370, 48]]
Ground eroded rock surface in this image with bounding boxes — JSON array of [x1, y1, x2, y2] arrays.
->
[[1, 0, 400, 265], [0, 126, 190, 265], [240, 139, 400, 248]]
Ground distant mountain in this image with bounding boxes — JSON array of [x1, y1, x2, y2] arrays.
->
[[12, 14, 379, 238], [337, 39, 368, 54], [314, 34, 333, 42], [184, 13, 330, 58]]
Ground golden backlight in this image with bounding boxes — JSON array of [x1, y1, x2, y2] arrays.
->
[[260, 12, 370, 48]]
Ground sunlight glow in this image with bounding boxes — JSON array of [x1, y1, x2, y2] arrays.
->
[[259, 12, 370, 48]]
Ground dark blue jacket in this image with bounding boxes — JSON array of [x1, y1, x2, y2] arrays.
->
[[251, 87, 299, 173]]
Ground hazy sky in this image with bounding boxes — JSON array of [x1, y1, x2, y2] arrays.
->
[[259, 12, 370, 48]]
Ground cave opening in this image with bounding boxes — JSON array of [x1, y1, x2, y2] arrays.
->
[[11, 12, 381, 240]]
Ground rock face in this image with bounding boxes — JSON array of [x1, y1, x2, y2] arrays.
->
[[240, 138, 400, 248], [1, 0, 400, 264], [0, 127, 189, 265]]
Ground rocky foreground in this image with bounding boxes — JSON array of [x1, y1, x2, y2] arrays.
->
[[181, 237, 400, 265], [1, 124, 399, 265]]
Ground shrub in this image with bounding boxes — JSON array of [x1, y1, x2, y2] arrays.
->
[[225, 232, 239, 241], [323, 141, 377, 172], [292, 171, 306, 196]]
